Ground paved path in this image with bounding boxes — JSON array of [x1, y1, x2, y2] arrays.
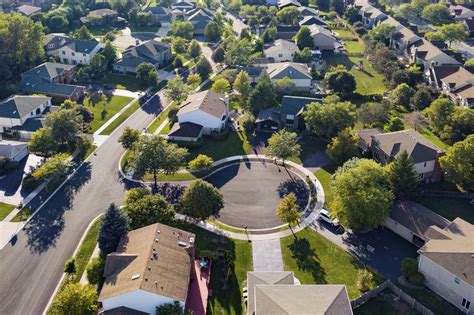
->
[[252, 239, 284, 272]]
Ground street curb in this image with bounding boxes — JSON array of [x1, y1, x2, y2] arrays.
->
[[42, 214, 103, 315]]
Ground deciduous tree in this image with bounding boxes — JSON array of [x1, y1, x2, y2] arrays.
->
[[249, 71, 277, 114], [188, 39, 202, 58], [181, 180, 224, 220], [136, 62, 160, 87], [211, 78, 231, 94], [276, 193, 300, 235], [439, 135, 473, 191], [164, 77, 190, 102], [294, 27, 314, 49], [49, 283, 98, 315], [304, 101, 356, 139], [125, 193, 175, 229], [195, 56, 212, 79], [264, 130, 301, 162], [188, 154, 214, 170], [119, 127, 141, 150], [326, 128, 360, 165]]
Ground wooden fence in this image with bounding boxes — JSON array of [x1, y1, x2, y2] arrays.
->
[[351, 280, 435, 315]]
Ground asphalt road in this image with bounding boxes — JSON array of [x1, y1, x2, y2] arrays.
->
[[0, 92, 167, 314]]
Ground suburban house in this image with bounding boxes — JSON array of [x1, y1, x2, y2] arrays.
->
[[381, 16, 422, 55], [278, 0, 301, 10], [0, 95, 51, 137], [275, 25, 300, 40], [98, 223, 196, 314], [171, 1, 195, 11], [418, 218, 474, 314], [185, 8, 214, 35], [299, 15, 328, 28], [168, 90, 229, 142], [464, 18, 474, 38], [55, 38, 103, 65], [144, 5, 172, 26], [356, 129, 444, 182], [428, 64, 474, 108], [113, 39, 172, 75], [44, 33, 69, 57], [297, 6, 319, 17], [16, 4, 40, 17], [385, 201, 450, 247], [264, 39, 300, 63], [0, 141, 29, 162], [448, 4, 474, 21], [256, 95, 319, 131], [19, 62, 85, 100], [355, 0, 387, 29], [266, 62, 312, 90], [15, 0, 50, 9], [308, 24, 336, 50], [409, 39, 460, 70], [80, 8, 126, 27], [234, 66, 264, 84], [246, 272, 352, 315]]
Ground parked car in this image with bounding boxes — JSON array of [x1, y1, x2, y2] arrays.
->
[[318, 209, 339, 227]]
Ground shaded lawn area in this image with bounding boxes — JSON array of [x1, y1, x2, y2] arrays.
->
[[324, 54, 387, 95], [159, 120, 174, 135], [281, 228, 383, 299], [289, 137, 328, 165], [146, 105, 173, 133], [10, 207, 32, 222], [84, 95, 133, 133], [354, 289, 421, 315], [418, 127, 449, 151], [418, 197, 474, 224], [314, 161, 337, 206], [98, 72, 143, 92], [100, 99, 141, 135], [0, 202, 16, 221], [175, 223, 252, 315]]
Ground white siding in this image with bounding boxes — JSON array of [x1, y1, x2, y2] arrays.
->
[[384, 217, 418, 244], [178, 110, 224, 134], [265, 48, 296, 63], [419, 255, 474, 314], [414, 160, 435, 176], [59, 44, 102, 65], [100, 289, 184, 314]]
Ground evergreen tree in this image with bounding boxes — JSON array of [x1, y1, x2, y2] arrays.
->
[[249, 71, 276, 114], [388, 151, 421, 200], [98, 203, 130, 255]]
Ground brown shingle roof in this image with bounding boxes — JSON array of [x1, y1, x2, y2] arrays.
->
[[99, 223, 195, 302], [178, 90, 227, 118], [356, 128, 382, 150], [420, 218, 474, 286]]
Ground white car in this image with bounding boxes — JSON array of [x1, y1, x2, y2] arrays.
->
[[319, 209, 339, 227]]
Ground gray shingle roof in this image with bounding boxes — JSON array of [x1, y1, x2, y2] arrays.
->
[[64, 39, 101, 54], [120, 40, 170, 65], [0, 95, 50, 119], [17, 5, 41, 17], [266, 62, 312, 80], [143, 6, 171, 15], [168, 122, 203, 138], [21, 62, 76, 81], [256, 107, 280, 124], [0, 142, 28, 160], [280, 95, 320, 116], [178, 90, 227, 118]]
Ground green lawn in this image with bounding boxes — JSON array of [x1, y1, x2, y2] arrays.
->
[[10, 207, 32, 222], [73, 218, 102, 282], [418, 197, 474, 224], [345, 40, 366, 54], [146, 105, 173, 133], [0, 202, 16, 221], [280, 228, 383, 299], [418, 127, 449, 151], [84, 95, 133, 133], [333, 29, 356, 40], [98, 72, 143, 92], [289, 137, 328, 165], [314, 162, 337, 206], [159, 120, 174, 135], [100, 99, 141, 135], [354, 289, 421, 315]]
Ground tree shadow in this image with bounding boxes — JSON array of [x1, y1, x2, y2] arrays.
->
[[277, 178, 310, 211], [288, 237, 326, 283]]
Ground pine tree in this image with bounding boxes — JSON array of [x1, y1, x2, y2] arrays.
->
[[98, 203, 130, 255], [388, 151, 421, 200]]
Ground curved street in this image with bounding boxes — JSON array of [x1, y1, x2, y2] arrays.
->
[[0, 92, 167, 314]]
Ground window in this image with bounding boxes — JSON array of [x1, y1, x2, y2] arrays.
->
[[278, 54, 283, 57], [71, 52, 75, 56], [462, 298, 471, 310], [423, 161, 427, 167], [83, 53, 87, 57], [62, 51, 66, 55]]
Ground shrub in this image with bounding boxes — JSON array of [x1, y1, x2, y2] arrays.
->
[[356, 269, 373, 292], [400, 257, 418, 278], [408, 272, 425, 285], [64, 257, 76, 278], [241, 113, 255, 133], [22, 173, 42, 192], [188, 154, 214, 170], [155, 183, 186, 204], [86, 257, 105, 285], [168, 104, 179, 122]]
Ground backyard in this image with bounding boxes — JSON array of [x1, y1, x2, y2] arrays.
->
[[354, 289, 421, 315], [83, 95, 133, 133], [280, 228, 383, 299]]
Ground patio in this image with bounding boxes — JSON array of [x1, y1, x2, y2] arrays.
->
[[186, 259, 212, 315]]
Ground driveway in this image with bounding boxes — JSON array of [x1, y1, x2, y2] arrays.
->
[[222, 10, 248, 36], [252, 239, 284, 271], [451, 40, 474, 59]]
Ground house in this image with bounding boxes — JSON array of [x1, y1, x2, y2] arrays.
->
[[0, 95, 51, 137], [16, 4, 40, 17], [44, 33, 69, 58], [266, 62, 312, 91], [80, 8, 126, 27], [98, 223, 195, 314], [234, 66, 264, 84], [418, 218, 474, 314], [428, 64, 474, 108], [278, 0, 301, 10], [409, 39, 460, 71], [358, 4, 387, 29], [356, 129, 444, 182], [297, 6, 319, 17], [185, 8, 214, 35], [15, 0, 50, 9], [264, 39, 300, 63], [275, 25, 300, 40], [168, 90, 229, 141], [448, 4, 474, 21], [380, 16, 421, 55], [56, 38, 103, 65], [19, 62, 86, 100], [143, 5, 172, 26], [0, 141, 29, 162], [308, 24, 336, 50], [385, 201, 450, 247], [299, 15, 328, 28], [464, 18, 474, 38], [113, 39, 172, 75], [171, 1, 195, 11], [246, 272, 353, 315]]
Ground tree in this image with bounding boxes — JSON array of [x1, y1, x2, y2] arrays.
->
[[188, 39, 202, 58], [119, 127, 141, 150], [29, 128, 54, 156], [48, 14, 68, 33], [86, 257, 105, 286], [205, 21, 221, 41], [181, 180, 224, 220], [401, 257, 418, 278], [395, 3, 417, 20], [89, 53, 107, 77], [264, 130, 301, 162], [212, 46, 225, 63], [390, 83, 415, 108], [33, 153, 72, 190], [44, 107, 82, 150], [294, 27, 314, 49], [356, 102, 388, 128], [304, 101, 356, 139], [384, 116, 405, 132], [345, 6, 361, 23], [241, 113, 256, 132], [330, 159, 394, 231], [187, 73, 202, 89], [249, 71, 277, 114], [277, 7, 301, 25], [72, 25, 93, 40], [168, 20, 194, 39], [102, 41, 118, 69], [410, 85, 434, 111], [224, 38, 253, 66], [423, 98, 455, 134], [441, 107, 474, 144], [371, 47, 399, 80], [211, 78, 231, 94], [421, 4, 453, 25], [173, 54, 184, 69], [164, 77, 190, 102], [439, 135, 473, 191], [388, 151, 421, 200], [156, 301, 189, 315], [326, 129, 360, 165], [330, 0, 344, 15], [64, 257, 76, 279], [132, 135, 188, 192], [293, 47, 313, 63], [172, 36, 186, 54], [405, 111, 428, 131], [437, 23, 468, 47], [465, 58, 474, 67], [125, 193, 175, 229], [276, 193, 300, 235], [425, 30, 447, 43], [136, 62, 159, 87], [98, 203, 130, 255], [195, 56, 212, 79], [233, 70, 252, 105], [188, 154, 214, 170], [274, 76, 295, 93], [49, 283, 98, 315], [324, 70, 356, 99], [315, 0, 329, 11], [356, 269, 373, 292], [369, 24, 396, 43]]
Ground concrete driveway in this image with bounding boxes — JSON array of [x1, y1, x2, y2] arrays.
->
[[252, 239, 284, 271]]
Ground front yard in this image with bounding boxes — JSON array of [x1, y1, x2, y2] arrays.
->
[[280, 228, 383, 299], [98, 72, 144, 92], [0, 202, 16, 221], [83, 95, 133, 133]]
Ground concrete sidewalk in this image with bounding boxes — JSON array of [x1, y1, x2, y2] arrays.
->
[[252, 239, 284, 271]]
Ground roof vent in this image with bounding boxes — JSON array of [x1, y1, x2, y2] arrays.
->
[[131, 274, 140, 280], [155, 238, 159, 242], [178, 240, 187, 247], [157, 230, 161, 234]]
